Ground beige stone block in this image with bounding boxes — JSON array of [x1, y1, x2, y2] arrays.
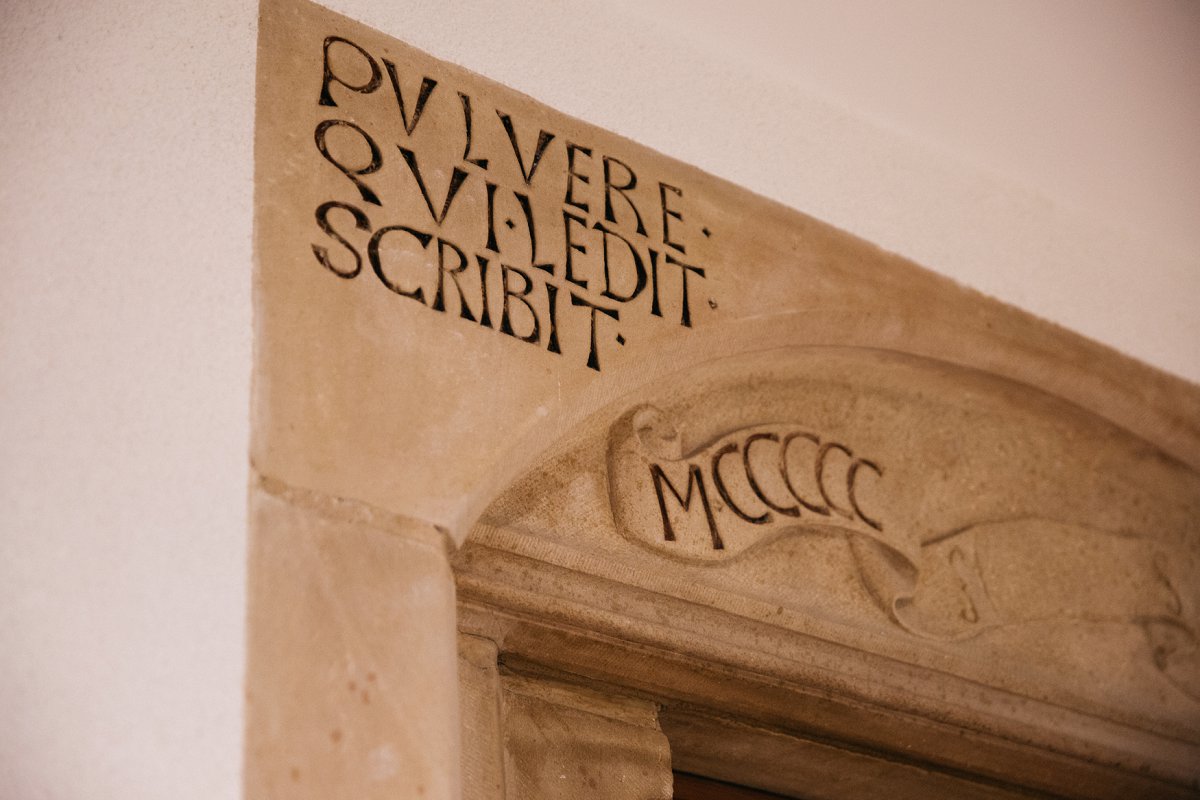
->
[[252, 0, 1200, 546], [500, 674, 672, 800], [459, 634, 505, 800], [244, 484, 460, 799]]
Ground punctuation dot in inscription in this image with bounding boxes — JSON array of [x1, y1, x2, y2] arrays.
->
[[616, 334, 626, 346], [702, 227, 712, 237], [505, 218, 516, 229], [707, 299, 718, 310]]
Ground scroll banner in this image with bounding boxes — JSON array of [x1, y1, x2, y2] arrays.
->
[[607, 405, 1199, 701]]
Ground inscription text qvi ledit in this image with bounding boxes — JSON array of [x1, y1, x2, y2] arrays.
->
[[310, 36, 713, 371]]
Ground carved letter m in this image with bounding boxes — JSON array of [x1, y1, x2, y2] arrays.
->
[[649, 463, 723, 550]]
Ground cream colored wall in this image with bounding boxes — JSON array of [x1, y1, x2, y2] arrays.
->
[[0, 1, 1196, 798]]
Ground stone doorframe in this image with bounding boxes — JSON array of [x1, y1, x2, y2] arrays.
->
[[245, 1, 1200, 797], [445, 347, 1200, 800]]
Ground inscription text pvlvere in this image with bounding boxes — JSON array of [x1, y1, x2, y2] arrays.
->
[[309, 36, 713, 371]]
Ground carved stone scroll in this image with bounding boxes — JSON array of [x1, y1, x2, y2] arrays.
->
[[600, 351, 1200, 703], [613, 418, 1197, 697], [472, 346, 1200, 735]]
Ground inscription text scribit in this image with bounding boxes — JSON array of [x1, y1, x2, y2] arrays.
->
[[309, 36, 714, 371]]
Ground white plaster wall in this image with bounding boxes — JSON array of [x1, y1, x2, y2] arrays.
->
[[0, 1, 1195, 798]]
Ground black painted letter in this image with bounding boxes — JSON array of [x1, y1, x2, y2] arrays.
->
[[312, 201, 370, 278], [319, 36, 381, 107], [368, 224, 433, 304], [315, 119, 383, 206], [650, 464, 723, 550]]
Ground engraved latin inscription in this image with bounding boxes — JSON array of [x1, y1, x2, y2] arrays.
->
[[650, 429, 885, 550], [309, 36, 714, 371], [605, 405, 890, 563]]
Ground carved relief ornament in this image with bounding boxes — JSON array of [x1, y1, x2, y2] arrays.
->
[[603, 353, 1200, 703]]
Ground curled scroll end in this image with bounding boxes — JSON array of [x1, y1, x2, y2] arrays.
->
[[890, 597, 933, 639], [845, 534, 932, 635], [879, 534, 1001, 642], [1142, 618, 1200, 703], [631, 405, 683, 461]]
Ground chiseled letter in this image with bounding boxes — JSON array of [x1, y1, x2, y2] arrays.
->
[[650, 463, 723, 550]]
